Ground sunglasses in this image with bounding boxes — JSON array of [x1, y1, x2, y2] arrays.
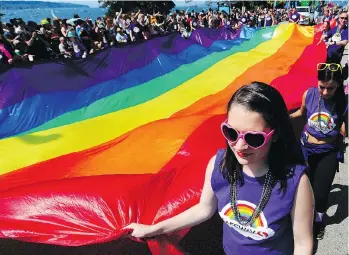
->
[[340, 16, 348, 20], [221, 121, 275, 149], [317, 63, 342, 72]]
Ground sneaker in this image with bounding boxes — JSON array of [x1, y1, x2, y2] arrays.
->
[[314, 221, 325, 240]]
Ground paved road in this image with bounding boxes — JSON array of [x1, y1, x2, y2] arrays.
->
[[315, 160, 348, 255]]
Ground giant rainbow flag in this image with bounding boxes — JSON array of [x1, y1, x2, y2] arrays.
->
[[0, 23, 326, 254]]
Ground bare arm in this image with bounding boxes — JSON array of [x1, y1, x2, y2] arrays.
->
[[290, 90, 308, 119], [291, 174, 314, 255], [26, 33, 36, 46], [327, 40, 348, 47], [341, 121, 346, 137], [125, 155, 218, 238], [317, 34, 326, 45], [338, 40, 348, 47], [116, 8, 123, 20]]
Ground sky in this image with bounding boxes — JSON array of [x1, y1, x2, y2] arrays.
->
[[31, 0, 100, 8]]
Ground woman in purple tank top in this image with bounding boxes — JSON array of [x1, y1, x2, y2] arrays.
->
[[290, 63, 347, 240], [125, 82, 314, 255]]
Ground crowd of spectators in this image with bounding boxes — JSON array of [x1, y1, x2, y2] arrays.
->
[[0, 3, 346, 67]]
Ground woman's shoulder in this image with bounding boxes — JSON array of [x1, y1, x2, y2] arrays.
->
[[209, 149, 225, 168], [210, 149, 229, 191], [304, 87, 317, 102], [216, 148, 226, 157], [305, 86, 317, 96]]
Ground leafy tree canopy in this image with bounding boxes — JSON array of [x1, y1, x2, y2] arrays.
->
[[98, 1, 176, 16]]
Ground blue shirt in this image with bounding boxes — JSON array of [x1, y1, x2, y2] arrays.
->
[[290, 13, 300, 22], [327, 25, 348, 61]]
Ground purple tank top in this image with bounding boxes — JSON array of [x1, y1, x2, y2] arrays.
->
[[305, 87, 340, 139], [265, 16, 273, 26], [211, 149, 306, 255]]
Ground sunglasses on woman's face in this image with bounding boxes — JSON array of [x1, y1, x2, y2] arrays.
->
[[340, 16, 348, 20], [221, 121, 275, 149]]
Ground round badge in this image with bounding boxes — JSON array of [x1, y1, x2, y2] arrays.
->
[[332, 33, 341, 42]]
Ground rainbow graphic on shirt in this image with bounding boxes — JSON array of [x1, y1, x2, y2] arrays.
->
[[308, 111, 336, 134], [219, 201, 275, 241], [223, 203, 265, 228]]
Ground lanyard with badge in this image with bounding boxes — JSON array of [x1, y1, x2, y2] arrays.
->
[[332, 26, 342, 42]]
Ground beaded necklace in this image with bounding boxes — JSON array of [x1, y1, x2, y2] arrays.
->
[[228, 169, 275, 226], [317, 94, 336, 133]]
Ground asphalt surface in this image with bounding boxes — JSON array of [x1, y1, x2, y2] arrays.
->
[[315, 160, 348, 255], [0, 39, 347, 255]]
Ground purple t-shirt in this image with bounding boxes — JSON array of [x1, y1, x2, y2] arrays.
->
[[265, 15, 273, 26], [290, 12, 300, 22], [240, 17, 248, 24], [323, 15, 332, 22], [305, 87, 340, 139], [211, 149, 306, 255], [327, 25, 348, 61]]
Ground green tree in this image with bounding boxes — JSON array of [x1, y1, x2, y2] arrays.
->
[[230, 1, 268, 10], [98, 1, 176, 16], [267, 0, 286, 8]]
